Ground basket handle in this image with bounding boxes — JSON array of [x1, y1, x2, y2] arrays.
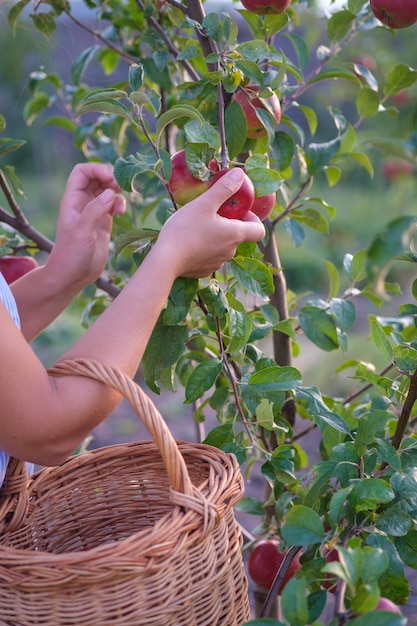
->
[[48, 358, 195, 497]]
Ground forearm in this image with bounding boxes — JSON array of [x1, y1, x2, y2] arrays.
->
[[1, 247, 178, 467], [11, 264, 85, 342]]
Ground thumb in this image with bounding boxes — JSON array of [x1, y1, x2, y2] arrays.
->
[[202, 168, 245, 210]]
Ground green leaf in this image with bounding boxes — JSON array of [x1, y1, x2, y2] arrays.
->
[[270, 131, 295, 171], [305, 136, 341, 176], [349, 478, 395, 513], [0, 138, 26, 158], [225, 100, 247, 159], [30, 10, 56, 36], [375, 505, 412, 537], [76, 99, 132, 120], [281, 577, 309, 626], [325, 260, 340, 300], [226, 307, 252, 354], [344, 249, 367, 283], [327, 9, 356, 42], [283, 32, 309, 68], [298, 305, 339, 352], [355, 410, 391, 457], [384, 64, 417, 98], [281, 505, 325, 546], [23, 93, 51, 126], [229, 257, 274, 299], [71, 46, 99, 86], [143, 323, 189, 393], [294, 387, 350, 434], [184, 359, 223, 404], [198, 279, 228, 318], [113, 228, 159, 256], [394, 529, 417, 569], [248, 365, 302, 393], [246, 166, 284, 197], [307, 67, 360, 87], [356, 86, 380, 118], [7, 0, 31, 34], [202, 423, 234, 448], [369, 317, 394, 362], [156, 105, 205, 143], [234, 496, 265, 516]]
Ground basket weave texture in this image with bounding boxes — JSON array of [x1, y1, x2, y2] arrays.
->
[[0, 358, 250, 625]]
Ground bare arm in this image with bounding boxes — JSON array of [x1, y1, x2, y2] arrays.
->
[[11, 163, 125, 341], [0, 167, 265, 467]]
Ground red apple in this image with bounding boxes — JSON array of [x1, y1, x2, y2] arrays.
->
[[376, 597, 402, 614], [370, 0, 417, 29], [251, 192, 276, 220], [248, 539, 301, 593], [233, 85, 281, 139], [209, 169, 255, 219], [381, 159, 415, 180], [240, 0, 292, 15], [168, 149, 219, 206], [0, 255, 39, 284]]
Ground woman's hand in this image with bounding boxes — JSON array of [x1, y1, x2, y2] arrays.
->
[[154, 168, 265, 279], [45, 162, 126, 290]]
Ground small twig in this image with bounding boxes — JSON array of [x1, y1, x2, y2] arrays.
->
[[391, 368, 417, 450]]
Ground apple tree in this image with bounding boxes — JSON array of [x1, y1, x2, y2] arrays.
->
[[1, 0, 417, 623]]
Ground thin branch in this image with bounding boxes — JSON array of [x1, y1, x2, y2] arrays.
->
[[391, 368, 417, 449], [134, 0, 200, 82]]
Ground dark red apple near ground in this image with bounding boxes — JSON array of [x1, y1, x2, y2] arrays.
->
[[248, 539, 301, 592]]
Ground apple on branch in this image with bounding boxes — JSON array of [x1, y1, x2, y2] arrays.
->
[[370, 0, 417, 29], [233, 85, 281, 139], [209, 169, 255, 219], [168, 149, 219, 206], [0, 255, 39, 284], [251, 191, 276, 221], [240, 0, 292, 16]]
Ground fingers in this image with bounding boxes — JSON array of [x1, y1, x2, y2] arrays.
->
[[239, 210, 266, 241], [191, 168, 245, 213], [67, 163, 122, 194]]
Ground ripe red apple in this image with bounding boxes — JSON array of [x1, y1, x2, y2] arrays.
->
[[381, 159, 415, 180], [370, 0, 417, 29], [0, 255, 39, 284], [233, 85, 281, 139], [251, 192, 276, 220], [168, 149, 219, 206], [240, 0, 292, 15], [248, 539, 301, 593], [209, 169, 255, 219], [376, 597, 402, 614]]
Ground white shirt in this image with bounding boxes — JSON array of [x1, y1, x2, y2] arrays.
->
[[0, 272, 33, 486]]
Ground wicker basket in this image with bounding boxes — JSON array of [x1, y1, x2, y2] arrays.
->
[[0, 358, 250, 626]]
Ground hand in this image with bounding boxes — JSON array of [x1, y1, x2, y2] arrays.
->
[[45, 163, 126, 290], [154, 168, 265, 278]]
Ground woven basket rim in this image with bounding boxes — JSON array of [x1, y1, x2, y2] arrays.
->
[[0, 439, 241, 565]]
